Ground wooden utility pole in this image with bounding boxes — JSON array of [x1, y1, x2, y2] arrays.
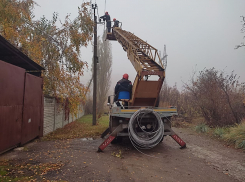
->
[[92, 3, 97, 125]]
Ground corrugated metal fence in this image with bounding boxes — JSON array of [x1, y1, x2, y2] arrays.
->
[[43, 97, 84, 136]]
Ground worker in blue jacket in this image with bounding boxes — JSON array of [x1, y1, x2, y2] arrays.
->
[[114, 73, 132, 107], [100, 12, 111, 33], [113, 18, 119, 27]]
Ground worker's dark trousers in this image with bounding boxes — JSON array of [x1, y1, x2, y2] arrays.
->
[[124, 102, 128, 109], [107, 21, 111, 33], [107, 26, 111, 33]]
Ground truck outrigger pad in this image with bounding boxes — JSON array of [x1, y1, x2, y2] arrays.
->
[[98, 125, 123, 152], [169, 128, 186, 149], [98, 136, 115, 152], [171, 134, 186, 148]]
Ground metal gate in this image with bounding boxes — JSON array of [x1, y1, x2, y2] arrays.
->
[[0, 60, 44, 153], [0, 61, 25, 152], [21, 73, 43, 145]]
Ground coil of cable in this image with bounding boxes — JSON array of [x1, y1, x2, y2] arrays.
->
[[128, 108, 164, 150]]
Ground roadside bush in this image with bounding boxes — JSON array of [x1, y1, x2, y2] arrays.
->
[[159, 82, 200, 118], [178, 91, 201, 118], [184, 68, 245, 127], [195, 123, 209, 133], [171, 117, 190, 128], [159, 82, 180, 107], [224, 122, 245, 150], [213, 127, 230, 138], [159, 69, 245, 127]]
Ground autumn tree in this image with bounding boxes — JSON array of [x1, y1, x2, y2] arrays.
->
[[0, 0, 94, 115], [0, 0, 37, 53], [96, 31, 112, 117]]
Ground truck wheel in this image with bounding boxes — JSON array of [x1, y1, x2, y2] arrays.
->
[[160, 136, 164, 142]]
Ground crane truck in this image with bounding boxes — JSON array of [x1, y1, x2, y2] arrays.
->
[[98, 26, 186, 152]]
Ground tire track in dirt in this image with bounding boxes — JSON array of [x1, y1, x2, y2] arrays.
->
[[188, 144, 245, 182]]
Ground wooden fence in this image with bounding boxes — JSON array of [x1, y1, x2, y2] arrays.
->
[[43, 97, 84, 136]]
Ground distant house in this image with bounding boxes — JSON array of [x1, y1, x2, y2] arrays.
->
[[0, 35, 45, 153]]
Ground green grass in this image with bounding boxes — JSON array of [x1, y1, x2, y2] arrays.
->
[[0, 162, 32, 182], [192, 119, 245, 150], [213, 127, 230, 138], [223, 122, 245, 150], [194, 123, 209, 133], [43, 114, 109, 140], [175, 117, 245, 151], [0, 165, 8, 176]]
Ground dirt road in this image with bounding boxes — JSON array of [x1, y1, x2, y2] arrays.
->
[[1, 127, 245, 182]]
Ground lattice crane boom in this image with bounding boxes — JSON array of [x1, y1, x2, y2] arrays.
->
[[107, 27, 165, 106]]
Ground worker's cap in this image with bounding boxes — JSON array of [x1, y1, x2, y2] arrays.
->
[[105, 11, 108, 14], [123, 73, 129, 80], [113, 18, 116, 21]]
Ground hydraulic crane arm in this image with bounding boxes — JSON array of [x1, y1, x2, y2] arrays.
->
[[107, 27, 165, 106]]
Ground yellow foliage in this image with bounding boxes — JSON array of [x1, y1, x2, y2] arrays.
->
[[0, 0, 94, 114]]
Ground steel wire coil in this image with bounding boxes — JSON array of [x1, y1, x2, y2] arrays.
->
[[128, 109, 164, 150]]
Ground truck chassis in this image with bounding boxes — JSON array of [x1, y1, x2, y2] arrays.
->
[[98, 105, 186, 152]]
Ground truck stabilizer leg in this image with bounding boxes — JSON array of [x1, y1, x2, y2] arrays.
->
[[98, 136, 115, 152], [101, 127, 110, 138], [98, 125, 123, 152], [171, 134, 186, 149]]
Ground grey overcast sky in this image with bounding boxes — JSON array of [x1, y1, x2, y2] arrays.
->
[[34, 0, 245, 91]]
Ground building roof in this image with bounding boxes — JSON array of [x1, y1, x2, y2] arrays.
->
[[0, 35, 44, 76]]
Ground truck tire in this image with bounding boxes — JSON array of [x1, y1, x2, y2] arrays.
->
[[160, 136, 164, 142]]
